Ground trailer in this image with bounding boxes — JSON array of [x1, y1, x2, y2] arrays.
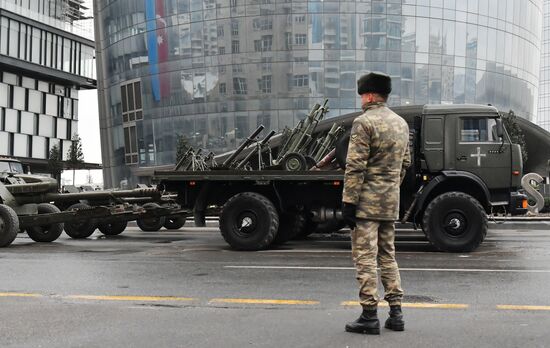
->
[[0, 165, 189, 247]]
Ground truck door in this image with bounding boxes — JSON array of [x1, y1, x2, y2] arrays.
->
[[455, 116, 511, 189], [421, 115, 445, 171]]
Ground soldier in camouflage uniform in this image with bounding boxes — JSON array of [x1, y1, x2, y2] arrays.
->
[[342, 72, 411, 335]]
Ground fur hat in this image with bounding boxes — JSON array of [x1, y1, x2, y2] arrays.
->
[[357, 72, 392, 96]]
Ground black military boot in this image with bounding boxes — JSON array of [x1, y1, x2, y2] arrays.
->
[[384, 305, 405, 331], [345, 308, 380, 335]]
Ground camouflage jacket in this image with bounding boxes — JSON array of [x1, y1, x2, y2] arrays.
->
[[342, 102, 411, 221]]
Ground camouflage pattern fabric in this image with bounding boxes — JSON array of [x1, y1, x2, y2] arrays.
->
[[342, 102, 411, 221], [351, 219, 403, 308]]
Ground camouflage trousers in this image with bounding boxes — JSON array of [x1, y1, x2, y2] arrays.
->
[[351, 219, 403, 309]]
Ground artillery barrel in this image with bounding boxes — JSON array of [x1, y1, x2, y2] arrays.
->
[[15, 188, 162, 205], [222, 125, 265, 167], [235, 130, 276, 169]]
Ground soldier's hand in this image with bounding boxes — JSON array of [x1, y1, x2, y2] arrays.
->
[[342, 203, 357, 229]]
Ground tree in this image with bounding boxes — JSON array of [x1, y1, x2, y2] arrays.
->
[[175, 134, 191, 164], [66, 134, 85, 185], [501, 110, 528, 165], [47, 144, 63, 189]]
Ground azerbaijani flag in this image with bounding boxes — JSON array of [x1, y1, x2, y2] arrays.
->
[[145, 0, 169, 102]]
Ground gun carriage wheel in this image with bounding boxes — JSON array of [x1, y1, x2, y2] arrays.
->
[[64, 203, 97, 239], [137, 202, 166, 232], [26, 203, 64, 242], [98, 221, 128, 236], [0, 204, 19, 247], [163, 215, 186, 230], [281, 153, 307, 171]]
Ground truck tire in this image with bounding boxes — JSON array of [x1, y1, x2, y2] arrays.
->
[[98, 221, 127, 236], [422, 192, 487, 252], [0, 204, 19, 247], [219, 192, 279, 250], [273, 213, 306, 244], [26, 203, 64, 243], [137, 203, 166, 232], [163, 215, 186, 230], [64, 203, 97, 239]]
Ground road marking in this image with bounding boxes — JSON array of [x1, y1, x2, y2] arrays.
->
[[0, 292, 42, 298], [66, 295, 197, 302], [209, 298, 319, 305], [341, 301, 469, 309], [497, 305, 550, 311], [224, 265, 550, 273]]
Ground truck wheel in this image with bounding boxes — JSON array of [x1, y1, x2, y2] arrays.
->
[[273, 213, 306, 244], [422, 192, 487, 252], [137, 203, 166, 231], [98, 221, 127, 236], [163, 215, 186, 230], [64, 203, 97, 239], [219, 192, 279, 250], [0, 204, 19, 247], [281, 152, 307, 171], [26, 203, 64, 242]]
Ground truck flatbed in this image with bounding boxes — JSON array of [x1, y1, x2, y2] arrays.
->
[[154, 170, 343, 182]]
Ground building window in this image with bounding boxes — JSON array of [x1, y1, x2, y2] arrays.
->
[[219, 83, 226, 95], [295, 34, 307, 45], [258, 75, 272, 94], [231, 21, 239, 36], [254, 35, 272, 52], [293, 74, 309, 87], [285, 32, 292, 50], [232, 64, 244, 73], [233, 77, 248, 95], [230, 0, 237, 7], [121, 80, 142, 164], [253, 18, 273, 31], [219, 46, 225, 55], [232, 40, 240, 53], [123, 125, 138, 164], [217, 25, 224, 37], [261, 57, 272, 72], [295, 15, 306, 23]]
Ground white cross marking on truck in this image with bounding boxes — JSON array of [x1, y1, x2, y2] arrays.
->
[[470, 147, 487, 167]]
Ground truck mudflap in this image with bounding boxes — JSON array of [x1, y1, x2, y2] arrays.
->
[[508, 192, 528, 215]]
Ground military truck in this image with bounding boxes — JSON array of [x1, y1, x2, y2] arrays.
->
[[155, 104, 527, 252]]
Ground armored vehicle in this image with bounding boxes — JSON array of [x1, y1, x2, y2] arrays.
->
[[155, 104, 527, 252]]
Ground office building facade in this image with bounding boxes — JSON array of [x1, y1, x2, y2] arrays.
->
[[0, 0, 96, 173], [94, 0, 542, 187]]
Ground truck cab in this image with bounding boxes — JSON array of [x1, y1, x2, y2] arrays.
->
[[398, 105, 527, 251], [418, 105, 523, 208]]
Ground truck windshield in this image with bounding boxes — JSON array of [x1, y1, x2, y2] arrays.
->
[[0, 162, 24, 173]]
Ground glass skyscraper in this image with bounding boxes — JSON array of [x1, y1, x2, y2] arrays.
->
[[94, 0, 543, 188], [0, 0, 96, 174], [538, 0, 550, 131]]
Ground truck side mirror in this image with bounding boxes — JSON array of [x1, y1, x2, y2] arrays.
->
[[496, 119, 504, 138]]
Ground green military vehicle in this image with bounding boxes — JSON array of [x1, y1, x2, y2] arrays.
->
[[156, 104, 527, 252]]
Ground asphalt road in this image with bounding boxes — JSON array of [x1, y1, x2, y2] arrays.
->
[[1, 223, 550, 348]]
